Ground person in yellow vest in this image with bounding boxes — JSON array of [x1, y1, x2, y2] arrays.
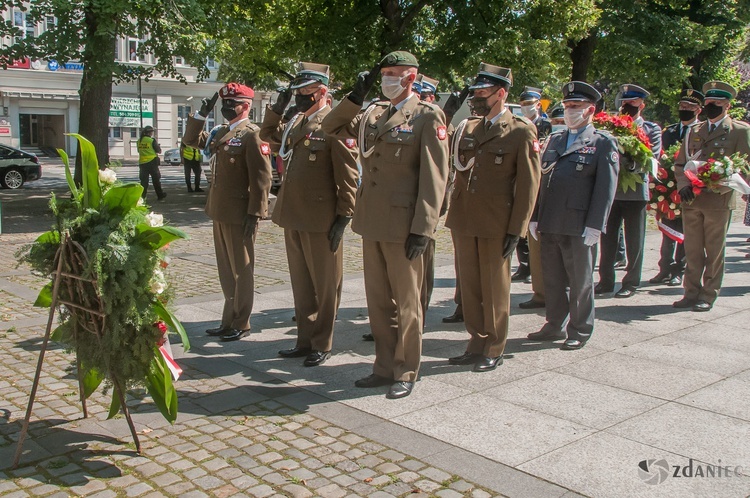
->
[[137, 126, 166, 200], [180, 141, 203, 193]]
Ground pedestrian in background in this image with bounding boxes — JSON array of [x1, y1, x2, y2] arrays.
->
[[181, 141, 204, 193], [137, 125, 166, 201]]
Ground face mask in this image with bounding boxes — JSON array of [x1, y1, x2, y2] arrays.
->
[[295, 92, 318, 113], [620, 103, 639, 117], [678, 109, 697, 122], [564, 108, 588, 129], [521, 104, 538, 119], [221, 102, 239, 121], [381, 75, 406, 100], [704, 102, 724, 119], [469, 89, 500, 117]]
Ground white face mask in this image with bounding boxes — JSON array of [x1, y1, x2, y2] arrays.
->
[[521, 104, 537, 119], [563, 108, 588, 129], [381, 75, 407, 100]]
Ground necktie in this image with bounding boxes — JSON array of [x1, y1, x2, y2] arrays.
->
[[300, 116, 308, 127], [679, 125, 687, 141], [388, 106, 396, 119], [709, 123, 716, 134], [485, 120, 492, 132]]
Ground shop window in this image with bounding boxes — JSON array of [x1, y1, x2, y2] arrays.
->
[[109, 127, 122, 139]]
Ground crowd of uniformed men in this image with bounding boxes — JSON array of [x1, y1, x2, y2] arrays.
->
[[180, 50, 750, 399]]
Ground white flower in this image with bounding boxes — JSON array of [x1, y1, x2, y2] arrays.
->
[[669, 203, 676, 209], [150, 280, 166, 294], [649, 183, 656, 189], [137, 198, 145, 207], [145, 212, 163, 227], [674, 209, 681, 215], [715, 166, 724, 175], [98, 168, 117, 184], [658, 195, 665, 201], [667, 181, 674, 187]]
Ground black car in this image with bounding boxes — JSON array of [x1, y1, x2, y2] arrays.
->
[[0, 144, 42, 189]]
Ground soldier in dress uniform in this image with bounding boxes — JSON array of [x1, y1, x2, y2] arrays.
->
[[596, 84, 662, 298], [649, 88, 704, 287], [445, 63, 540, 371], [260, 63, 360, 366], [674, 81, 750, 312], [527, 81, 619, 350], [322, 51, 449, 398], [183, 83, 273, 342]]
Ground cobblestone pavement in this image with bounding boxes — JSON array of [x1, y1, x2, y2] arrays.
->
[[0, 166, 511, 498]]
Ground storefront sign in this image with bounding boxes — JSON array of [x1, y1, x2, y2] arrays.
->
[[6, 58, 30, 69], [109, 97, 154, 128]]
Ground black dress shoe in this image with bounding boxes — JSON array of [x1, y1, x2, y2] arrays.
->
[[692, 300, 712, 312], [561, 339, 586, 350], [386, 381, 414, 399], [519, 299, 545, 309], [511, 269, 530, 281], [442, 312, 464, 323], [278, 346, 312, 358], [527, 329, 566, 341], [594, 283, 614, 295], [354, 374, 393, 388], [649, 271, 671, 284], [303, 351, 331, 366], [614, 259, 627, 269], [473, 356, 503, 372], [448, 352, 482, 365], [362, 333, 374, 341], [668, 275, 682, 286], [220, 328, 250, 342], [206, 326, 230, 336], [614, 286, 636, 298], [673, 297, 698, 308], [524, 275, 532, 284], [194, 187, 204, 192]]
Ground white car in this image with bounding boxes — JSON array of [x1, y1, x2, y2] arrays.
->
[[163, 148, 181, 166]]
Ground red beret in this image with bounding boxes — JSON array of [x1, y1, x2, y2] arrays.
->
[[219, 82, 254, 100]]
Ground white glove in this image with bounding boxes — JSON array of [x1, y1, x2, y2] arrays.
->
[[582, 227, 601, 246], [528, 221, 539, 241]]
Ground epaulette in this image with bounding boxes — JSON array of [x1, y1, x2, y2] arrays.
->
[[465, 116, 482, 122], [368, 100, 389, 108], [594, 128, 615, 138], [511, 114, 533, 126], [417, 100, 441, 112], [732, 118, 750, 129]]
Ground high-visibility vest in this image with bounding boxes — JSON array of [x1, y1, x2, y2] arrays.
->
[[138, 136, 158, 164], [182, 145, 199, 161]]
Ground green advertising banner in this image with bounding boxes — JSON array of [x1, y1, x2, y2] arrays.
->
[[109, 97, 154, 128]]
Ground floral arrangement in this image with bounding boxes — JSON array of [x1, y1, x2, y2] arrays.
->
[[593, 112, 654, 193], [18, 134, 188, 424], [648, 144, 682, 220], [683, 152, 750, 197]]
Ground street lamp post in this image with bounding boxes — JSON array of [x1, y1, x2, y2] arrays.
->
[[137, 74, 143, 131]]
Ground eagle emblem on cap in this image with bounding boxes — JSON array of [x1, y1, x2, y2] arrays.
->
[[623, 85, 629, 93], [568, 83, 574, 92], [711, 81, 717, 88], [687, 89, 693, 96]]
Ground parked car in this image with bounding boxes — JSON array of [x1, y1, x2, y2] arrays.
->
[[0, 144, 42, 189], [163, 148, 181, 166]]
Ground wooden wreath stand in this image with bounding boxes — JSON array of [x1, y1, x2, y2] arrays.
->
[[13, 234, 140, 469]]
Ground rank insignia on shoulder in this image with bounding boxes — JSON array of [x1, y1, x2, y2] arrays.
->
[[260, 143, 271, 155], [610, 151, 619, 163], [533, 140, 540, 153], [227, 138, 242, 147], [345, 138, 356, 149], [579, 147, 596, 154], [437, 126, 447, 140]]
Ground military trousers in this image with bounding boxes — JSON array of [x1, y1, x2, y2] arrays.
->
[[213, 221, 256, 331], [540, 232, 596, 342], [599, 200, 647, 289], [657, 217, 686, 277], [527, 233, 545, 304], [284, 228, 343, 352], [453, 232, 511, 358], [420, 239, 436, 315], [682, 206, 732, 304], [363, 239, 424, 383]]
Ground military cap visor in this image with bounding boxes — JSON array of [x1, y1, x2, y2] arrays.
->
[[290, 70, 329, 90], [562, 81, 601, 103], [380, 51, 419, 68], [519, 87, 542, 102], [469, 73, 511, 91], [702, 81, 737, 100], [412, 81, 423, 93]]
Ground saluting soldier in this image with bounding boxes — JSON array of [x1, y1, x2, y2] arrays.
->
[[649, 88, 704, 287], [674, 81, 750, 312], [183, 83, 273, 341], [260, 62, 360, 366], [322, 51, 450, 399], [596, 84, 662, 298], [527, 82, 619, 350], [446, 63, 540, 371]]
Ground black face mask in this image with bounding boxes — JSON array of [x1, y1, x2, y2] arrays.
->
[[221, 102, 239, 121], [704, 103, 724, 119], [469, 89, 499, 117], [620, 103, 639, 117], [678, 109, 697, 122], [294, 92, 318, 113]]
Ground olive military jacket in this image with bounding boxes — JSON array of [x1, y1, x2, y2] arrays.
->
[[675, 116, 750, 211], [445, 113, 541, 239], [321, 96, 450, 243], [260, 106, 360, 233], [183, 116, 273, 225]]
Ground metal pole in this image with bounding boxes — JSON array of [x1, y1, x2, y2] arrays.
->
[[138, 74, 143, 132]]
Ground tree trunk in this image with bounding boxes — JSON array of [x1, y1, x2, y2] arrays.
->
[[568, 33, 597, 82], [74, 4, 116, 184]]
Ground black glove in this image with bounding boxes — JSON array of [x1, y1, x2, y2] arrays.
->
[[283, 105, 299, 122], [678, 185, 696, 203], [243, 214, 260, 238], [199, 92, 219, 118], [405, 233, 430, 260], [348, 63, 381, 106], [502, 234, 521, 260], [328, 215, 351, 252], [442, 86, 470, 123], [271, 87, 292, 115]]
